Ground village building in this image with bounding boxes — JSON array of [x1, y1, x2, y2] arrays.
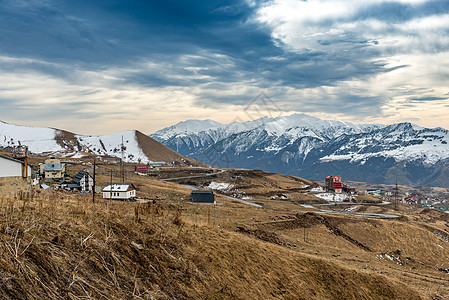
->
[[72, 170, 93, 192], [342, 183, 356, 194], [64, 183, 82, 191], [190, 190, 215, 203], [365, 189, 392, 197], [102, 183, 137, 200], [97, 155, 121, 164], [0, 154, 31, 196], [325, 175, 343, 193], [40, 158, 66, 180], [148, 161, 166, 168], [135, 164, 149, 173]]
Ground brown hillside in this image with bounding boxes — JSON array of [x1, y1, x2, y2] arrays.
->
[[0, 192, 424, 300], [54, 129, 78, 151], [135, 130, 207, 166]]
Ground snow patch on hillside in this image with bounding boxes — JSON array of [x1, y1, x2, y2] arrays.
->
[[314, 193, 349, 202], [0, 121, 149, 163], [207, 182, 234, 192], [0, 121, 62, 153], [76, 131, 148, 163]]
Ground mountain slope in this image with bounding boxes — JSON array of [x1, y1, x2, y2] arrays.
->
[[134, 130, 196, 164], [296, 122, 449, 186], [0, 121, 195, 165], [151, 115, 449, 187]]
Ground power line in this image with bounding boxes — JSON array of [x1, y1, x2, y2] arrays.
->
[[121, 135, 125, 183], [4, 137, 86, 143], [394, 179, 399, 211]]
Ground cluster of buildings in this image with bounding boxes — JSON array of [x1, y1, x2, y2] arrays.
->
[[4, 151, 446, 209], [403, 193, 449, 211], [0, 154, 138, 201], [37, 157, 94, 192], [134, 162, 167, 174], [324, 175, 355, 194], [364, 189, 394, 197]]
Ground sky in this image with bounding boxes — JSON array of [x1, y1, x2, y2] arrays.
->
[[0, 0, 449, 135]]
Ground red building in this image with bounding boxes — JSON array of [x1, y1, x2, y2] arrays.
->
[[325, 175, 343, 193], [135, 164, 149, 173]]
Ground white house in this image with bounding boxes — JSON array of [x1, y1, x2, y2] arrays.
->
[[0, 154, 31, 178], [0, 154, 32, 196], [102, 183, 137, 200]]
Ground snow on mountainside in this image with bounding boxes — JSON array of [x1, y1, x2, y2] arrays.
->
[[151, 113, 383, 157], [0, 121, 62, 153], [153, 114, 382, 142], [75, 131, 148, 162], [0, 121, 191, 164], [319, 123, 449, 166], [154, 119, 224, 139], [151, 114, 449, 187]]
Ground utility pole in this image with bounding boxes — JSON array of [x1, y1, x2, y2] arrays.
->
[[92, 157, 96, 203], [394, 179, 398, 210], [110, 169, 113, 201], [121, 135, 125, 183]]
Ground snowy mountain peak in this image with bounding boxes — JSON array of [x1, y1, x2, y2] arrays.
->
[[152, 119, 225, 141], [151, 113, 384, 142], [389, 122, 424, 132], [151, 114, 449, 187], [171, 119, 223, 132]]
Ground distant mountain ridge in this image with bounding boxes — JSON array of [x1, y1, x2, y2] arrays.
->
[[151, 114, 449, 187], [0, 121, 195, 165], [151, 114, 383, 155]]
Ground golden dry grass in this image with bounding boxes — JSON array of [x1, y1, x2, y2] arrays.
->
[[0, 190, 429, 300]]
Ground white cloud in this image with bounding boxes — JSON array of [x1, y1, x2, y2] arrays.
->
[[1, 0, 448, 134], [0, 54, 280, 134], [250, 0, 449, 128], [255, 0, 444, 52]]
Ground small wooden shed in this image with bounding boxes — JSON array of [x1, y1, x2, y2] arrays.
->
[[190, 190, 215, 204]]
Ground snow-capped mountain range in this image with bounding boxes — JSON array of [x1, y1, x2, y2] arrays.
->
[[0, 121, 191, 164], [2, 114, 448, 187], [151, 114, 449, 187]]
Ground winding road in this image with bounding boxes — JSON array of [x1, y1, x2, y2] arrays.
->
[[301, 204, 401, 219], [180, 184, 263, 208]]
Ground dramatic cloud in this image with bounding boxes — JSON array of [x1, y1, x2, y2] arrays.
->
[[253, 0, 449, 125], [0, 0, 448, 133]]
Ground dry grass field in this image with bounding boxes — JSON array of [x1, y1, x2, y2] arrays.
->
[[0, 190, 429, 299], [0, 155, 448, 299]]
